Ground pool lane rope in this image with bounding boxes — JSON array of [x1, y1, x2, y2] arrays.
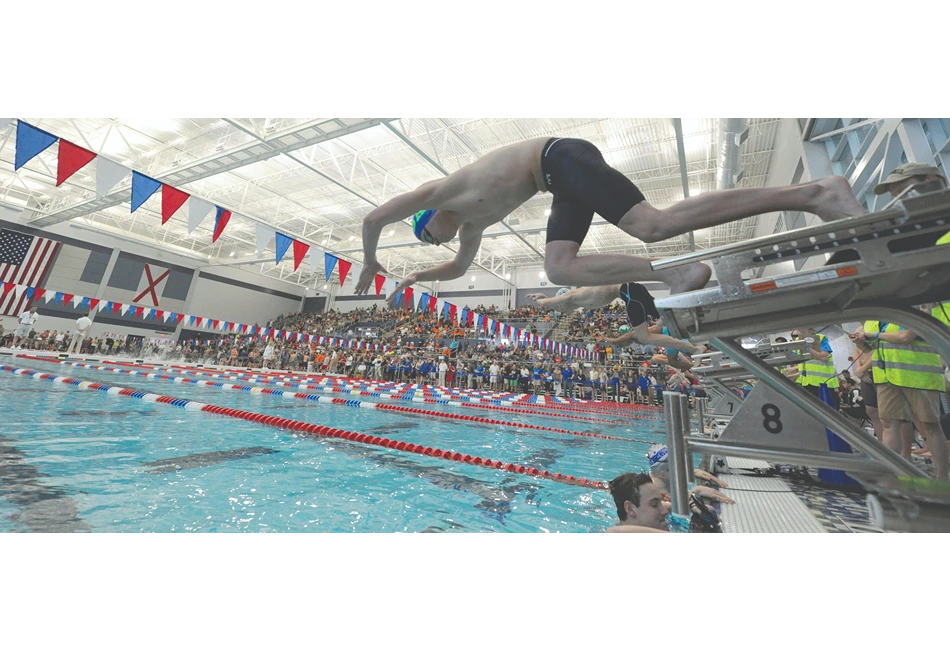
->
[[99, 358, 659, 415], [84, 358, 664, 423], [17, 356, 657, 444], [0, 364, 607, 490]]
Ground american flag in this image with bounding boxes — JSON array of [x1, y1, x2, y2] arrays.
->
[[0, 229, 61, 316]]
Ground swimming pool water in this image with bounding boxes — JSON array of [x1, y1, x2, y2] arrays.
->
[[0, 358, 664, 533]]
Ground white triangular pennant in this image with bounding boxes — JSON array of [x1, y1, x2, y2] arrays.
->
[[256, 223, 275, 254], [96, 157, 131, 199], [72, 295, 83, 307], [43, 291, 55, 303], [436, 299, 444, 315], [97, 300, 107, 312], [162, 311, 170, 322], [414, 290, 424, 310], [384, 278, 397, 297], [349, 263, 362, 287], [13, 285, 25, 300], [188, 197, 214, 234], [120, 303, 130, 316]]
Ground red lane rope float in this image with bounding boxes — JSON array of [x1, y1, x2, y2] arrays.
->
[[17, 356, 657, 444], [0, 363, 608, 490]]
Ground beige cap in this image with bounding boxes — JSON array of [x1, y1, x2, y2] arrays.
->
[[873, 162, 946, 195]]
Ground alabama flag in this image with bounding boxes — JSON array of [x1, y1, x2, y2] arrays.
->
[[133, 263, 171, 307]]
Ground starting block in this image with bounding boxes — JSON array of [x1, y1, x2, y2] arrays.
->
[[652, 181, 950, 530]]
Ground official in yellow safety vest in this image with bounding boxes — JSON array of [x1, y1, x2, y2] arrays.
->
[[793, 327, 841, 410], [854, 316, 948, 481]]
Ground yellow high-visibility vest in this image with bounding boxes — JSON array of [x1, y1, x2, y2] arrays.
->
[[865, 320, 944, 391], [799, 334, 839, 388]]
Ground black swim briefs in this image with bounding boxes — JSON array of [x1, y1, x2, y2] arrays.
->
[[619, 282, 659, 328], [541, 138, 647, 245]]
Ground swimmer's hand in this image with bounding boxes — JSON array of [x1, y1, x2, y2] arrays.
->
[[385, 272, 419, 308], [354, 261, 387, 296], [694, 469, 728, 488], [525, 293, 549, 305], [689, 485, 735, 504]]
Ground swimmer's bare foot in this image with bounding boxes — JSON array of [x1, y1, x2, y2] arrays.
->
[[668, 262, 712, 294], [808, 176, 867, 221]]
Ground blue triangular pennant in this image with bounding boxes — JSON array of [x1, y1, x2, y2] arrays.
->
[[324, 252, 338, 282], [80, 296, 90, 309], [148, 309, 156, 320], [54, 291, 64, 304], [131, 171, 161, 213], [15, 122, 58, 170], [275, 232, 292, 264], [25, 287, 35, 300], [420, 293, 429, 312], [190, 315, 197, 325]]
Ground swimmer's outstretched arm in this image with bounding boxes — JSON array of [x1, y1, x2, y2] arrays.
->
[[633, 322, 704, 356], [526, 285, 621, 310], [384, 225, 484, 308], [356, 182, 441, 295], [604, 331, 641, 347]]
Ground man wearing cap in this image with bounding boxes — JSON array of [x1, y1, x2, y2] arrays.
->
[[354, 136, 865, 302], [874, 161, 946, 201], [826, 161, 948, 269]]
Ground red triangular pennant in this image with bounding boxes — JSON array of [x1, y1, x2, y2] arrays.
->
[[34, 288, 47, 301], [88, 298, 99, 310], [155, 310, 164, 321], [62, 293, 74, 305], [161, 185, 190, 224], [212, 208, 231, 242], [374, 274, 386, 297], [113, 301, 122, 314], [337, 259, 352, 286], [292, 239, 310, 272], [2, 282, 14, 296], [56, 140, 97, 187], [428, 295, 437, 312], [403, 287, 413, 310]]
